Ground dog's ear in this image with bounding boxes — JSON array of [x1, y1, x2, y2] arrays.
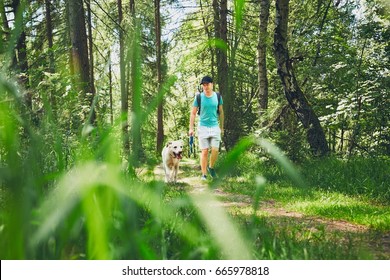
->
[[166, 141, 172, 147]]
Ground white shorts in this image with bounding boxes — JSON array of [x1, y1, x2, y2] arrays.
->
[[197, 126, 221, 150]]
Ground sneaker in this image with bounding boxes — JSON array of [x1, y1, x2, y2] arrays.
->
[[207, 167, 217, 178], [201, 175, 207, 181]]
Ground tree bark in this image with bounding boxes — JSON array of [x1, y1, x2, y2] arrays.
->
[[348, 38, 367, 156], [130, 0, 135, 15], [155, 0, 164, 155], [45, 0, 57, 116], [117, 0, 129, 153], [1, 0, 10, 39], [200, 0, 215, 77], [257, 0, 270, 115], [45, 0, 55, 73], [68, 0, 93, 111], [214, 0, 236, 150], [212, 0, 220, 81], [212, 0, 220, 44], [11, 0, 31, 110], [108, 51, 113, 125], [274, 0, 329, 156], [86, 0, 96, 102], [130, 5, 144, 165]]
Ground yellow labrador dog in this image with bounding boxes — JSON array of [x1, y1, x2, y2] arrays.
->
[[161, 140, 183, 183]]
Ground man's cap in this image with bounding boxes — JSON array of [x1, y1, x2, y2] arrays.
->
[[200, 76, 213, 84]]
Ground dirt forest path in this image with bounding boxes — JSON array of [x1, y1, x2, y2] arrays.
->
[[153, 158, 390, 259]]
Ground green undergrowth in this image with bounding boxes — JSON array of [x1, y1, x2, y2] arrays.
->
[[1, 80, 387, 259], [216, 151, 390, 231], [145, 184, 373, 260]]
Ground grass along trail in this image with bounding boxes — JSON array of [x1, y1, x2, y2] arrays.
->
[[153, 157, 390, 259]]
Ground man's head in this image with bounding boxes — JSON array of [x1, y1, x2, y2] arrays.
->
[[200, 76, 213, 93], [200, 76, 213, 85]]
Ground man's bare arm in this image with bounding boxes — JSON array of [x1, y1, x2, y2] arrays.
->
[[189, 106, 198, 136]]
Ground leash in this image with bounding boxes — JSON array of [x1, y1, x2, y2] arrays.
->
[[188, 135, 194, 157]]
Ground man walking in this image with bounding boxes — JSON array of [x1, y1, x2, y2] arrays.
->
[[189, 76, 224, 180]]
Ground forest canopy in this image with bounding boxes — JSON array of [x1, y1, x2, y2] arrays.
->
[[1, 0, 388, 160]]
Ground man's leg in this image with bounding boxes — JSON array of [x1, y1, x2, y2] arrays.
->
[[207, 131, 220, 178], [198, 128, 210, 178], [209, 147, 219, 168], [201, 148, 209, 176]]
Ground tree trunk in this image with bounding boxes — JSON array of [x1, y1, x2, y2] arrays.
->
[[130, 0, 135, 15], [257, 0, 270, 115], [108, 51, 113, 125], [117, 0, 129, 154], [339, 126, 344, 152], [45, 0, 54, 71], [348, 38, 367, 156], [85, 0, 96, 123], [11, 0, 31, 110], [214, 0, 236, 150], [130, 6, 144, 165], [68, 0, 93, 114], [274, 0, 329, 156], [1, 0, 10, 40], [45, 0, 57, 116], [212, 0, 220, 82], [200, 0, 215, 77], [155, 0, 164, 155], [212, 0, 220, 45]]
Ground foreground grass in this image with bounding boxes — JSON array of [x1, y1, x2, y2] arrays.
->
[[146, 181, 373, 260], [2, 141, 388, 259], [143, 155, 387, 259]]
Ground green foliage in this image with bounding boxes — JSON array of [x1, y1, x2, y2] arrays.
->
[[288, 0, 390, 156], [216, 148, 390, 232], [233, 0, 246, 31], [301, 156, 390, 203], [209, 140, 389, 258], [1, 0, 389, 261], [0, 77, 214, 259]]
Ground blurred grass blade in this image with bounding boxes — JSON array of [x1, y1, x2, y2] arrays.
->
[[139, 75, 177, 124], [31, 162, 207, 258], [234, 0, 245, 31], [30, 163, 121, 248], [191, 190, 252, 259], [253, 176, 267, 213], [0, 73, 26, 259], [126, 183, 204, 247], [207, 38, 228, 52], [258, 138, 307, 187], [82, 185, 116, 259], [212, 136, 255, 187]]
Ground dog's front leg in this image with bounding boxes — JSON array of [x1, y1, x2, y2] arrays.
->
[[169, 168, 176, 183], [164, 165, 170, 183], [173, 165, 178, 183]]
